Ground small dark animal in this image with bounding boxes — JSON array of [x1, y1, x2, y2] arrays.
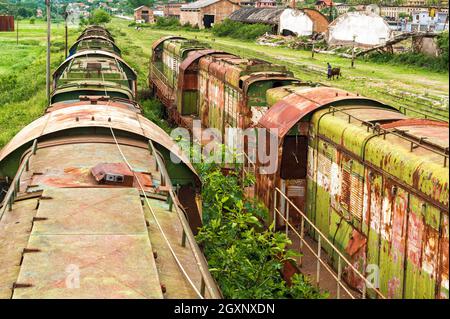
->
[[328, 67, 341, 80]]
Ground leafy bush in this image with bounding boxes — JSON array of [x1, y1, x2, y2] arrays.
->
[[89, 9, 111, 25], [155, 16, 181, 29], [367, 32, 449, 73], [29, 17, 35, 24], [151, 17, 199, 31], [367, 50, 448, 73], [194, 161, 328, 299], [212, 19, 272, 41], [139, 98, 171, 133]]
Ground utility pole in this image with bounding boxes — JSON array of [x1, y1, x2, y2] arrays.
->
[[351, 35, 356, 68], [16, 17, 18, 45], [46, 0, 51, 104], [64, 11, 68, 58]]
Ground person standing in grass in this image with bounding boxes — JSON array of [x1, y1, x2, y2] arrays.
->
[[327, 62, 332, 79]]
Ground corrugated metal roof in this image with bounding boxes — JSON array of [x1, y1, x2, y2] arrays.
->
[[229, 7, 285, 25], [181, 0, 223, 10]]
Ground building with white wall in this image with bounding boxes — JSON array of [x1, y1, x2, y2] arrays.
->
[[327, 12, 392, 47]]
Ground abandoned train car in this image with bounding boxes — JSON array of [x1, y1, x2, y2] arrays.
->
[[256, 85, 449, 299], [0, 26, 221, 299], [148, 36, 449, 299], [149, 35, 299, 136]]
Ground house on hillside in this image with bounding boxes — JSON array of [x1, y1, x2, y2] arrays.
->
[[134, 5, 154, 23], [229, 7, 329, 36], [327, 12, 392, 47], [180, 0, 241, 29]]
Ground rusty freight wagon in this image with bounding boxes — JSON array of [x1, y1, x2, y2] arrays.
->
[[0, 26, 221, 299], [255, 85, 449, 299], [149, 36, 209, 107], [149, 36, 299, 135]]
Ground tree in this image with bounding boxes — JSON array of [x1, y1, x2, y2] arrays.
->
[[89, 8, 111, 25], [126, 0, 155, 9]]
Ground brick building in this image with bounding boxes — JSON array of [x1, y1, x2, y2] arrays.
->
[[134, 5, 154, 23], [164, 2, 186, 19], [180, 0, 241, 28]]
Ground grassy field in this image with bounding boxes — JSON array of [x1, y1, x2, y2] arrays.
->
[[0, 20, 80, 148], [106, 18, 449, 121], [0, 18, 448, 149]]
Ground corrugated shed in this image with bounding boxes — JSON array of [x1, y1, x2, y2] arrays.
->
[[229, 7, 285, 25]]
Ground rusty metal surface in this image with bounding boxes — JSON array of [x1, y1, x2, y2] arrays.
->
[[53, 50, 137, 81], [11, 188, 164, 299], [177, 49, 225, 91], [33, 188, 148, 235], [19, 140, 157, 193], [381, 119, 449, 149], [70, 36, 121, 55], [0, 103, 198, 178], [151, 36, 186, 54], [257, 86, 395, 138]]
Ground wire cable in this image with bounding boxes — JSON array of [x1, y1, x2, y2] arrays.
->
[[108, 126, 204, 299]]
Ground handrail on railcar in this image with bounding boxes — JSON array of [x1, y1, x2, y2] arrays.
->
[[0, 139, 38, 221], [327, 105, 449, 167], [241, 151, 386, 300], [148, 140, 222, 299]]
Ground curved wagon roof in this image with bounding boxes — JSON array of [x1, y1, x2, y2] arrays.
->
[[69, 35, 122, 55], [53, 50, 137, 81], [0, 103, 198, 180], [258, 86, 398, 138]]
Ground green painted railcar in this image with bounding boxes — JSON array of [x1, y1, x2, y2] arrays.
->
[[257, 85, 449, 299]]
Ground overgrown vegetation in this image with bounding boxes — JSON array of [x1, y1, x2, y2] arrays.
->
[[366, 32, 449, 73], [193, 160, 327, 299], [212, 19, 273, 41], [154, 16, 199, 31], [0, 19, 75, 148], [139, 98, 171, 133], [89, 8, 111, 25]]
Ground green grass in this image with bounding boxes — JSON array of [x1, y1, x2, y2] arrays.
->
[[0, 20, 80, 148]]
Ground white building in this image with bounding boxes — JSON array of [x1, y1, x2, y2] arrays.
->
[[229, 7, 329, 36], [327, 12, 392, 47], [279, 9, 314, 36], [403, 10, 449, 31]]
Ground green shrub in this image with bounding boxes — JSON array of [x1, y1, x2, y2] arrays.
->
[[89, 8, 111, 25], [212, 19, 272, 40], [29, 17, 35, 24], [193, 160, 328, 299], [367, 33, 449, 73], [367, 50, 448, 73], [139, 98, 171, 133], [154, 16, 180, 29]]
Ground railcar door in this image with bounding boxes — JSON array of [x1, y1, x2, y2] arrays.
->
[[277, 126, 309, 227]]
